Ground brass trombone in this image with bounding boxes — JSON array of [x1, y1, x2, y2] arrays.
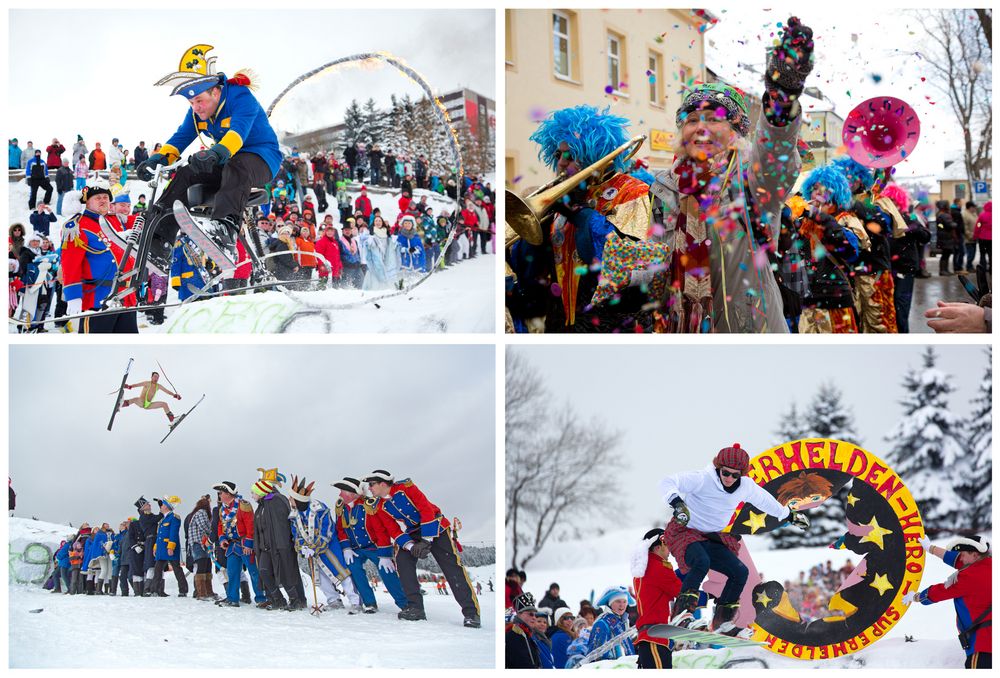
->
[[505, 135, 647, 247]]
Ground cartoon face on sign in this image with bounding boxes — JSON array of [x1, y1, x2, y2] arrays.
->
[[724, 439, 926, 661]]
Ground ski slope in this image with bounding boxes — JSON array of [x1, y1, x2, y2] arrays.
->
[[520, 526, 983, 669], [8, 179, 495, 333], [10, 518, 495, 668]]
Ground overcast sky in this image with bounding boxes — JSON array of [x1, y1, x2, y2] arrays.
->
[[511, 343, 988, 527], [704, 6, 989, 182], [9, 9, 494, 151], [10, 344, 495, 543]]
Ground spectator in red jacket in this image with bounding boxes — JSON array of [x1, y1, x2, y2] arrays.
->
[[904, 534, 992, 669], [45, 138, 65, 169], [88, 143, 106, 171], [506, 567, 524, 609], [314, 223, 342, 288], [632, 528, 682, 669], [354, 186, 372, 220]]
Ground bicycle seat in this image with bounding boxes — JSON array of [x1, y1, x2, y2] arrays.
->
[[185, 184, 269, 209]]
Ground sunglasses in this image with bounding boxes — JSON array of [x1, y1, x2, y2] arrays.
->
[[719, 469, 741, 479]]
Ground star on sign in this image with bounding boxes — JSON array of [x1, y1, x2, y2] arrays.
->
[[845, 493, 859, 507], [742, 510, 768, 534], [859, 516, 893, 550], [755, 590, 773, 608], [869, 573, 894, 596]]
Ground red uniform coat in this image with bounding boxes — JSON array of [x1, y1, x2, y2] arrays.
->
[[61, 211, 137, 309], [922, 554, 992, 654], [375, 479, 450, 548], [633, 551, 682, 646]]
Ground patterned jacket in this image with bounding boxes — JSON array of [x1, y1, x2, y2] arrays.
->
[[335, 496, 401, 557], [374, 478, 450, 548]]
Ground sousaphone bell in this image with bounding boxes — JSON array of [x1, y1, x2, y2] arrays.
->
[[842, 96, 920, 168]]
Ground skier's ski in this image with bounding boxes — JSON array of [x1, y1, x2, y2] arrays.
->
[[160, 393, 205, 444], [645, 623, 763, 648], [172, 201, 237, 276], [107, 358, 135, 431]]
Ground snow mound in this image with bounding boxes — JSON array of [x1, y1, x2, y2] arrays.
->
[[9, 517, 77, 585]]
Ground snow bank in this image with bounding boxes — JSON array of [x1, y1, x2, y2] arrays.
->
[[9, 518, 77, 585]]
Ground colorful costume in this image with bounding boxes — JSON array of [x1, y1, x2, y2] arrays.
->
[[217, 495, 265, 604], [290, 498, 359, 608], [336, 495, 408, 609]]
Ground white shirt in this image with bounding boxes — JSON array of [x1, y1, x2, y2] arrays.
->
[[658, 465, 789, 533]]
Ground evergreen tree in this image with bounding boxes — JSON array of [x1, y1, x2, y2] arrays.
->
[[342, 99, 366, 147], [363, 98, 386, 146], [771, 383, 860, 549], [773, 402, 809, 443], [957, 347, 992, 530], [884, 347, 967, 532]]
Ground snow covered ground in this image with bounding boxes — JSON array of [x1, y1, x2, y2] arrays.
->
[[9, 519, 496, 668], [9, 179, 495, 333], [520, 526, 984, 669]]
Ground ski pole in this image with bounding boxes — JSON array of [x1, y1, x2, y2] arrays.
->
[[156, 361, 181, 398]]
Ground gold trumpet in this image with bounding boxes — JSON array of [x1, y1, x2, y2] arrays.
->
[[506, 135, 647, 247]]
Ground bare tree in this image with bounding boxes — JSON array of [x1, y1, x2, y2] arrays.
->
[[506, 350, 623, 570], [913, 10, 992, 190], [975, 9, 992, 51]]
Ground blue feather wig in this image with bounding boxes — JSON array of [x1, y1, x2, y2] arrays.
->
[[529, 105, 630, 174], [801, 164, 853, 210], [830, 156, 874, 192]]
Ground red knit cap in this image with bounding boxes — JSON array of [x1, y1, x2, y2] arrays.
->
[[713, 443, 750, 474]]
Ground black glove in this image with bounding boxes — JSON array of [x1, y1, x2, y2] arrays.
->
[[136, 153, 168, 181], [411, 539, 433, 559], [670, 497, 691, 527], [188, 145, 231, 175], [765, 16, 814, 98], [789, 510, 810, 531]]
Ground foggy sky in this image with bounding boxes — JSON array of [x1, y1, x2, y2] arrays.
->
[[511, 343, 988, 528], [9, 9, 495, 153], [10, 344, 496, 543]]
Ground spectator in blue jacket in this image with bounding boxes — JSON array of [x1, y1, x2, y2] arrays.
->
[[9, 138, 22, 170], [87, 524, 112, 594], [29, 204, 58, 238], [24, 150, 53, 210], [550, 607, 578, 668], [110, 521, 130, 596], [587, 586, 637, 662], [149, 496, 189, 597], [52, 539, 72, 593]]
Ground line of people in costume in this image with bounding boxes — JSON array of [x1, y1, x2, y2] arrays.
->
[[43, 469, 481, 628]]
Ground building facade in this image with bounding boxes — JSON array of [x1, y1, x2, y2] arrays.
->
[[506, 8, 711, 189]]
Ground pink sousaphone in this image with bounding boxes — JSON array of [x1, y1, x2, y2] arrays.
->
[[842, 96, 921, 168]]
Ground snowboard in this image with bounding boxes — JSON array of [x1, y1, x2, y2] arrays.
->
[[645, 623, 764, 648], [107, 358, 135, 431], [160, 393, 205, 444], [172, 201, 237, 277]]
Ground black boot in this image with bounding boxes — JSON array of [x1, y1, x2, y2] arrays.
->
[[241, 581, 252, 604], [712, 602, 742, 636], [142, 580, 154, 597], [670, 591, 699, 626], [86, 580, 95, 596], [397, 605, 427, 621], [204, 214, 241, 265], [134, 580, 144, 597], [157, 579, 167, 597]]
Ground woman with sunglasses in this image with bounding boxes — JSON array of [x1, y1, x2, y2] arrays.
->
[[657, 443, 810, 636]]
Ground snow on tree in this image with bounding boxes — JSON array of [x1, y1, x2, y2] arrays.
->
[[341, 99, 367, 150], [771, 383, 860, 549], [957, 347, 992, 530], [884, 347, 968, 533], [773, 402, 809, 442]]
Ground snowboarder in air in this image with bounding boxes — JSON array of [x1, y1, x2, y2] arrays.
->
[[658, 443, 810, 636], [903, 535, 992, 669], [120, 371, 181, 424]]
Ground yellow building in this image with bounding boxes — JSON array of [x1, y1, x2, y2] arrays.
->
[[505, 8, 712, 189]]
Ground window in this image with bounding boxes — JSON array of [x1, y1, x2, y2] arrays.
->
[[607, 33, 622, 92], [648, 51, 663, 105], [679, 63, 692, 90], [505, 10, 515, 67], [553, 12, 571, 78]]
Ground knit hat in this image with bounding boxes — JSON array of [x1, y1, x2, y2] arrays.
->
[[713, 443, 750, 474], [289, 475, 315, 503], [946, 535, 990, 554], [80, 185, 113, 204], [363, 469, 394, 484], [212, 481, 237, 495], [512, 592, 537, 614], [676, 83, 751, 137], [251, 479, 275, 497], [332, 477, 362, 494]]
